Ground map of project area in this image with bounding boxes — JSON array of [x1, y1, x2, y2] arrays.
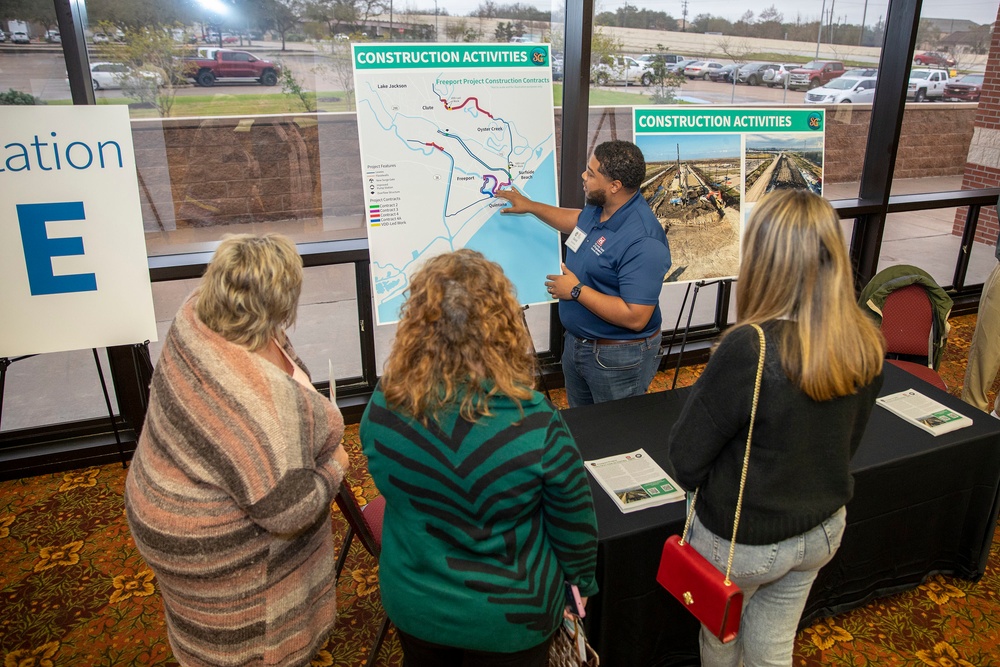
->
[[353, 43, 561, 325]]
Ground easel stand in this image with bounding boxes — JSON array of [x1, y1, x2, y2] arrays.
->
[[0, 347, 138, 469], [662, 278, 734, 390], [522, 306, 552, 401]]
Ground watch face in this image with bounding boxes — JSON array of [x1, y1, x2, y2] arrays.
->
[[571, 284, 582, 300]]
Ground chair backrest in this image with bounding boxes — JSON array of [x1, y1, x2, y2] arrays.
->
[[333, 483, 384, 578], [880, 284, 933, 359]]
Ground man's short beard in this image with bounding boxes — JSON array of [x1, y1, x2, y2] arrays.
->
[[586, 189, 607, 207]]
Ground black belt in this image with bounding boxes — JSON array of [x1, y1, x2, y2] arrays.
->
[[577, 332, 659, 346]]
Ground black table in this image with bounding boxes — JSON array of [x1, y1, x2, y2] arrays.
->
[[564, 363, 1000, 666]]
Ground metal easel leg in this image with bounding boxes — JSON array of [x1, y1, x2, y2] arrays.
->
[[522, 306, 552, 402], [93, 349, 127, 469]]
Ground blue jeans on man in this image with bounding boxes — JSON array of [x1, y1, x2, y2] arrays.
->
[[561, 331, 662, 407], [687, 507, 847, 666]]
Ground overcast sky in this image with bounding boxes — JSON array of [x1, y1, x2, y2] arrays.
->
[[398, 1, 997, 27]]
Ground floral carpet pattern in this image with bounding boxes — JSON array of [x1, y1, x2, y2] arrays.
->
[[1, 314, 999, 666]]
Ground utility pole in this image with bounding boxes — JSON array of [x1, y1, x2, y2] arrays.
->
[[815, 0, 826, 58], [681, 0, 689, 32], [859, 0, 869, 46]]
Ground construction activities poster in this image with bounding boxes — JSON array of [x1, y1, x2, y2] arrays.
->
[[352, 43, 561, 325], [633, 107, 825, 284]]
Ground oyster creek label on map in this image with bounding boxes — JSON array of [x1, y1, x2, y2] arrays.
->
[[353, 43, 561, 325]]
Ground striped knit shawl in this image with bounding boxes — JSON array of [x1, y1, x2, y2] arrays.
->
[[145, 295, 342, 508]]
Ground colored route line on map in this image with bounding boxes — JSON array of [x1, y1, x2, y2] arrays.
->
[[441, 96, 495, 119]]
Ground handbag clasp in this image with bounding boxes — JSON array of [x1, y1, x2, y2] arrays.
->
[[683, 591, 694, 605]]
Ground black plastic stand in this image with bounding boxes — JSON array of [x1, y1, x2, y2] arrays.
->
[[522, 306, 552, 401], [663, 278, 733, 390]]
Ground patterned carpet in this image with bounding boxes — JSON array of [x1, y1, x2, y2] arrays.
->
[[1, 314, 998, 666]]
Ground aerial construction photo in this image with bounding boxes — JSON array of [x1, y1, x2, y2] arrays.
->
[[745, 134, 824, 203], [636, 134, 742, 283]]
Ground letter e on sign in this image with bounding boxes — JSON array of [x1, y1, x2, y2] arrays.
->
[[16, 201, 97, 295]]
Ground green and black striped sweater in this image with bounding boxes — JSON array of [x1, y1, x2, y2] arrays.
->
[[360, 386, 598, 653]]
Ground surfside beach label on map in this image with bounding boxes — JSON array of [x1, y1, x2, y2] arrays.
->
[[353, 43, 561, 325], [632, 106, 825, 285]]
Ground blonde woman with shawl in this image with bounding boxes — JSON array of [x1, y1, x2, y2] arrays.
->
[[667, 190, 885, 666], [125, 234, 349, 667]]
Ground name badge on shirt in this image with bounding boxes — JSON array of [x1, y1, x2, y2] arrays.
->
[[565, 227, 586, 253]]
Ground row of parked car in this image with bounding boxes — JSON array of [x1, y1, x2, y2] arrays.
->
[[590, 52, 983, 104]]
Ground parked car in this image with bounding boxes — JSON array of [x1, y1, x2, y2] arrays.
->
[[842, 67, 879, 78], [709, 63, 740, 83], [907, 67, 951, 102], [943, 73, 984, 102], [804, 76, 878, 104], [668, 58, 698, 74], [737, 62, 777, 86], [636, 53, 687, 68], [762, 63, 800, 88], [683, 61, 724, 80], [86, 62, 164, 90], [592, 55, 652, 86], [914, 51, 955, 67], [0, 31, 7, 43], [184, 49, 282, 87], [11, 31, 29, 44], [92, 32, 109, 43], [552, 55, 564, 81], [788, 60, 845, 89], [44, 30, 60, 43]]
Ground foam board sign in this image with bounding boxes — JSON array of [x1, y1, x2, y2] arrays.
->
[[0, 106, 157, 357]]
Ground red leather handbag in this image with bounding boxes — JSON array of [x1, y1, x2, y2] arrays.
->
[[656, 324, 766, 643]]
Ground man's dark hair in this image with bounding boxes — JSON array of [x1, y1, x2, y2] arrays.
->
[[594, 140, 646, 190]]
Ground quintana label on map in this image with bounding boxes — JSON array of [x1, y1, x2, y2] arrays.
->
[[353, 43, 561, 325]]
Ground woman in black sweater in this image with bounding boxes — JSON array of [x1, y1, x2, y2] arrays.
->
[[667, 189, 885, 666]]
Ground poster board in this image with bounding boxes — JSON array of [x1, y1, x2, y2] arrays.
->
[[352, 43, 561, 324], [633, 107, 826, 284], [0, 106, 157, 358]]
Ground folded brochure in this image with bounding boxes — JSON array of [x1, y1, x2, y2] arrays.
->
[[584, 448, 685, 513], [876, 388, 973, 436]]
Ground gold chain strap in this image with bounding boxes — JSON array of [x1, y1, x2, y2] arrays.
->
[[679, 324, 766, 587]]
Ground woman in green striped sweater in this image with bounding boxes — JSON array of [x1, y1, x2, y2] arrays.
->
[[360, 249, 598, 666]]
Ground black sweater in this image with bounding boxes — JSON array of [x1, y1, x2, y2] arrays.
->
[[667, 320, 883, 545]]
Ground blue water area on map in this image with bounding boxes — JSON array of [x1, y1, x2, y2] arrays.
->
[[466, 150, 560, 307], [377, 150, 560, 324]]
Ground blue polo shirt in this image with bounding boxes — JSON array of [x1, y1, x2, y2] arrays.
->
[[561, 191, 671, 340]]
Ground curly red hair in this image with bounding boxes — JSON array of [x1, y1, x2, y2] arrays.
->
[[380, 249, 536, 424]]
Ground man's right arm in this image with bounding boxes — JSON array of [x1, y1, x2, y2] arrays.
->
[[496, 187, 581, 235]]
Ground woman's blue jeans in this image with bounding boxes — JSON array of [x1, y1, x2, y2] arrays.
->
[[688, 507, 847, 666], [561, 331, 662, 407]]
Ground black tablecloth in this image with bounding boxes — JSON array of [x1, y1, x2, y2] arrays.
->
[[564, 363, 1000, 666]]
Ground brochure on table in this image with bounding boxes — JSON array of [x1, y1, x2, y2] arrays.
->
[[876, 388, 974, 436], [584, 448, 685, 513]]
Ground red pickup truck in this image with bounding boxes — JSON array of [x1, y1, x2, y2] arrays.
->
[[185, 49, 281, 87]]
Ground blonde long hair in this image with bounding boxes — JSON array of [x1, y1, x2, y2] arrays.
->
[[733, 189, 884, 401], [380, 249, 536, 424]]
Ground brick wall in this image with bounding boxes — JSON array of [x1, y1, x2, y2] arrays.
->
[[130, 104, 979, 234], [953, 7, 1000, 247]]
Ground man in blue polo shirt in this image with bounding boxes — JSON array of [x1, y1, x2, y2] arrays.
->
[[497, 140, 671, 406]]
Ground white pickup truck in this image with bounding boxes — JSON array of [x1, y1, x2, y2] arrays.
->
[[592, 56, 653, 86], [907, 68, 951, 102]]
